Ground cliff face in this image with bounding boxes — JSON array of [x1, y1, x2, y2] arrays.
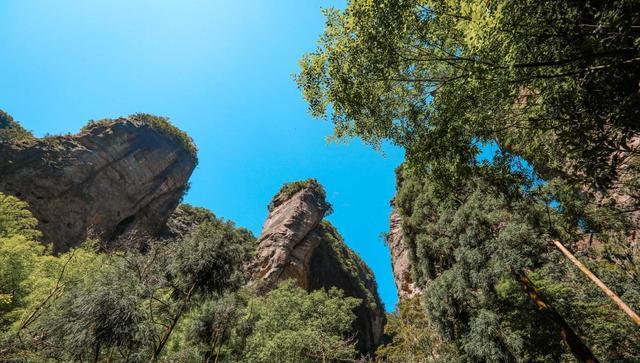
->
[[250, 180, 386, 355], [387, 207, 421, 300], [0, 115, 197, 253]]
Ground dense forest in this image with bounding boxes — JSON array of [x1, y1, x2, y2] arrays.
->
[[296, 0, 640, 361], [2, 0, 640, 362], [0, 195, 365, 362]]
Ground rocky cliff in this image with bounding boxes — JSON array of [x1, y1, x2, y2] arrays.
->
[[387, 206, 422, 300], [250, 179, 386, 355], [0, 113, 197, 253]]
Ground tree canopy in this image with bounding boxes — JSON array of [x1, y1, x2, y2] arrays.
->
[[297, 0, 640, 190], [299, 0, 640, 361]]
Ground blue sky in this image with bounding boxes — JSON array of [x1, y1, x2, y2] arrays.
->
[[0, 1, 403, 311]]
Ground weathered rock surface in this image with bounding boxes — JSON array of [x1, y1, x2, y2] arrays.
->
[[387, 206, 422, 300], [251, 181, 331, 289], [0, 115, 196, 252], [250, 180, 386, 355]]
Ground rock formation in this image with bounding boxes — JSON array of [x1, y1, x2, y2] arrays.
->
[[0, 114, 197, 253], [250, 179, 385, 355], [387, 206, 422, 300], [1, 112, 389, 354]]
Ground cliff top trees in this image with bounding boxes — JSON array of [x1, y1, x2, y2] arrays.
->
[[0, 110, 33, 143], [82, 113, 199, 163]]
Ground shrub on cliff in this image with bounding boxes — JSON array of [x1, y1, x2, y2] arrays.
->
[[82, 113, 198, 163], [0, 110, 34, 143], [267, 178, 332, 213]]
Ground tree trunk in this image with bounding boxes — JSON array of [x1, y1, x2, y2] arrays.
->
[[150, 282, 197, 362], [515, 271, 598, 363], [552, 239, 640, 326]]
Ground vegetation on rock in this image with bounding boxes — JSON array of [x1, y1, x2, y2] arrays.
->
[[0, 110, 34, 143], [82, 113, 198, 163], [267, 178, 332, 213], [318, 221, 380, 313]]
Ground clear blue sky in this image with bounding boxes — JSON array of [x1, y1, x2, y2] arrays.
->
[[0, 1, 404, 311]]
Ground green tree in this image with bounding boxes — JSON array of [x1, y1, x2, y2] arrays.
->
[[0, 193, 44, 333], [395, 159, 640, 361], [1, 205, 257, 362], [377, 297, 459, 362], [299, 2, 640, 360], [164, 292, 246, 362], [150, 219, 255, 359], [236, 281, 360, 363], [32, 259, 153, 362], [298, 0, 640, 191]]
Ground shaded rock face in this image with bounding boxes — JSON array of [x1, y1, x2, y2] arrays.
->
[[0, 118, 196, 252], [115, 203, 216, 249], [387, 207, 422, 300], [159, 204, 218, 240], [307, 221, 386, 355], [250, 181, 385, 355]]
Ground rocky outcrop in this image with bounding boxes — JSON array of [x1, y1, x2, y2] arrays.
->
[[0, 114, 197, 253], [250, 180, 332, 289], [250, 179, 385, 355], [387, 206, 422, 300]]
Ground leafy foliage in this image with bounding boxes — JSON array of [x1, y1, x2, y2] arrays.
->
[[396, 161, 567, 362], [0, 193, 44, 333], [34, 259, 153, 361], [297, 0, 640, 191], [0, 193, 41, 241], [236, 280, 360, 363], [377, 297, 459, 362], [394, 159, 640, 361], [0, 110, 34, 143], [0, 200, 260, 362], [300, 2, 640, 361], [170, 218, 255, 295], [0, 194, 364, 362]]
